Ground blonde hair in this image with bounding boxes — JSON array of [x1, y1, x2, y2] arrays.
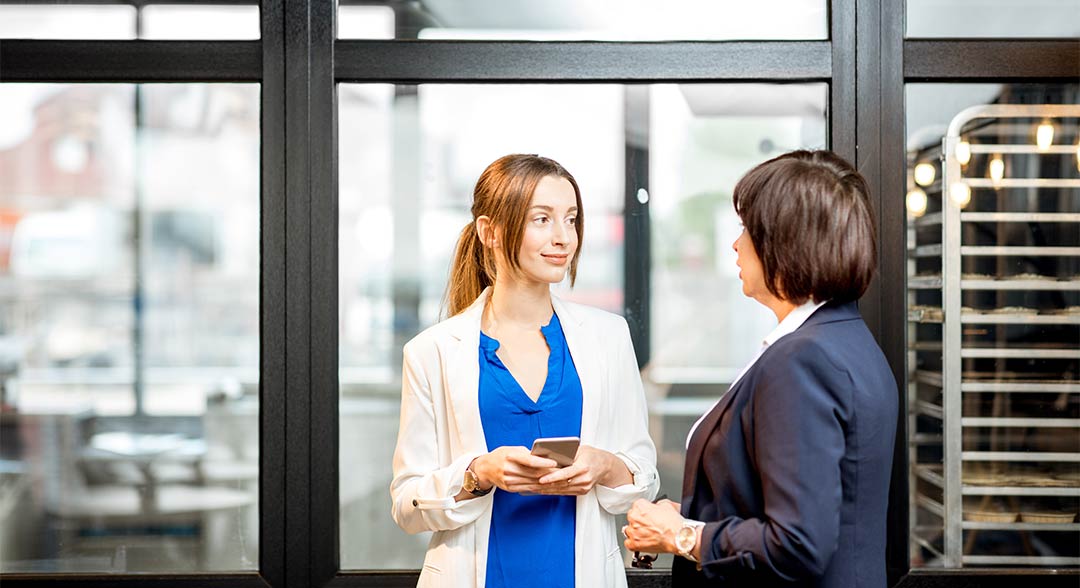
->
[[445, 154, 584, 316]]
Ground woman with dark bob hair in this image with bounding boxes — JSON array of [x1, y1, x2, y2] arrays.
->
[[624, 150, 897, 588]]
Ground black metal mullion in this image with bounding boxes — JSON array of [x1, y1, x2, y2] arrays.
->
[[879, 1, 908, 586], [904, 39, 1080, 81], [309, 0, 339, 582], [334, 40, 832, 82], [829, 0, 856, 162], [0, 40, 261, 82], [261, 0, 287, 585], [851, 7, 912, 587], [855, 0, 883, 339], [282, 0, 315, 584]]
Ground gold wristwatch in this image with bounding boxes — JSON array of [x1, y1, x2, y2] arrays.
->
[[462, 466, 492, 496]]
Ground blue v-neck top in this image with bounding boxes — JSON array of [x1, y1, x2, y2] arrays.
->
[[478, 312, 582, 588]]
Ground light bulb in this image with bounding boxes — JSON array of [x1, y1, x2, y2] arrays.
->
[[955, 141, 971, 165], [950, 181, 971, 209], [989, 156, 1005, 183], [1036, 122, 1054, 151], [906, 188, 928, 217], [914, 162, 936, 186]]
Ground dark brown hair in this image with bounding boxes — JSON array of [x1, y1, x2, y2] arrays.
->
[[445, 154, 584, 316], [732, 149, 876, 304]]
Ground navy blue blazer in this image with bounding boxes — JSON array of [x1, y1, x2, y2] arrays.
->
[[675, 301, 897, 588]]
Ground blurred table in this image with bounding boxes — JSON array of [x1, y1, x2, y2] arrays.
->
[[81, 432, 207, 509]]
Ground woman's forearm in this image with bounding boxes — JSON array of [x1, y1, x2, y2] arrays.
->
[[597, 450, 633, 487]]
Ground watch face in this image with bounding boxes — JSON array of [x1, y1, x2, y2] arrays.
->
[[463, 470, 478, 492], [676, 526, 697, 554]]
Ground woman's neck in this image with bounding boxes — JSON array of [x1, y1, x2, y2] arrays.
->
[[764, 295, 799, 324], [485, 277, 553, 333]]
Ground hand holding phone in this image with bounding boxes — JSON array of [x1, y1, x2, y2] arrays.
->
[[530, 436, 580, 468]]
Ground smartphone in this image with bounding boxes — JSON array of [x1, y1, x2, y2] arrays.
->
[[530, 436, 580, 467]]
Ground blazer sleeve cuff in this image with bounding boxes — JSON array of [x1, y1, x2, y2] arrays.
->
[[595, 451, 659, 514], [699, 519, 796, 583], [407, 452, 492, 529], [697, 521, 758, 581]]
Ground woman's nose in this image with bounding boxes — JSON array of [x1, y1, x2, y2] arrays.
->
[[553, 221, 569, 244]]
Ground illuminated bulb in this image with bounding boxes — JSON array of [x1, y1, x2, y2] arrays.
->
[[906, 188, 928, 217], [989, 156, 1005, 183], [914, 162, 936, 186], [950, 181, 971, 209], [1036, 122, 1054, 151], [955, 141, 971, 165]]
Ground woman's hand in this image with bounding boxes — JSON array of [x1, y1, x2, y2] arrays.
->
[[623, 498, 684, 553], [534, 445, 633, 495], [471, 446, 559, 493]]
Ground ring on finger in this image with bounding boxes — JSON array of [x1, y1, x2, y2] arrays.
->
[[567, 477, 574, 485]]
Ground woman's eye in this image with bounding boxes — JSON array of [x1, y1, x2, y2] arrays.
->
[[534, 216, 549, 224], [566, 217, 577, 225]]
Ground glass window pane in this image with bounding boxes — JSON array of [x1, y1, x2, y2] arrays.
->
[[0, 5, 135, 39], [338, 82, 827, 570], [0, 4, 259, 40], [141, 5, 260, 40], [0, 83, 260, 573], [905, 83, 1080, 569], [337, 0, 827, 40], [907, 0, 1080, 38]]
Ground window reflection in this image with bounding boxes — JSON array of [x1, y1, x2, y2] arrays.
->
[[0, 84, 259, 572], [338, 82, 827, 569]]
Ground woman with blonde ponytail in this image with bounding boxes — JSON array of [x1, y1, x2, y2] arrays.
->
[[391, 154, 659, 588]]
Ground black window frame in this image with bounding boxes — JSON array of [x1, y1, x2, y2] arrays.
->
[[1, 0, 1078, 586]]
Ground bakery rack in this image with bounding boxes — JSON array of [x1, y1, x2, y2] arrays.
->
[[908, 104, 1080, 568]]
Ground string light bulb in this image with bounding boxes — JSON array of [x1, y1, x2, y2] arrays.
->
[[955, 141, 971, 166], [950, 181, 971, 209], [989, 156, 1005, 183], [906, 188, 928, 217], [1036, 121, 1054, 151], [914, 162, 936, 186]]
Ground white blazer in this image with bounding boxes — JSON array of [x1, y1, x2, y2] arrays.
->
[[390, 288, 660, 588]]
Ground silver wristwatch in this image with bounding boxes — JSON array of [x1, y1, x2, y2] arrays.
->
[[675, 520, 705, 561]]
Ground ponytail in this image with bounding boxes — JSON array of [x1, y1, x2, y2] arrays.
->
[[445, 221, 493, 317]]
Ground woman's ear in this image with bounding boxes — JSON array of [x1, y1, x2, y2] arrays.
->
[[475, 216, 498, 249]]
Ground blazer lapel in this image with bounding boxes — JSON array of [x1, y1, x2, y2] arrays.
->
[[552, 295, 601, 446], [681, 377, 747, 504], [445, 290, 489, 453]]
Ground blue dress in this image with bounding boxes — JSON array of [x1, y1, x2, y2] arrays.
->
[[479, 312, 582, 588]]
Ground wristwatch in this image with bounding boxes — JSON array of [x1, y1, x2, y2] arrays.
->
[[462, 466, 492, 496], [675, 520, 705, 561]]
